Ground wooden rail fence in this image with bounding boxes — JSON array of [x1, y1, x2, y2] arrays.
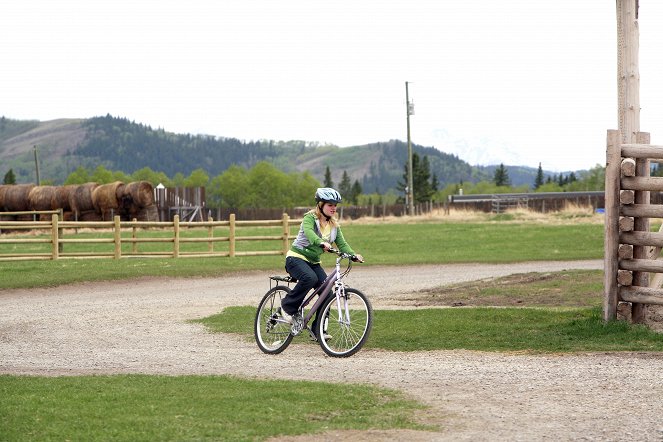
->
[[0, 212, 299, 261], [604, 129, 663, 322]]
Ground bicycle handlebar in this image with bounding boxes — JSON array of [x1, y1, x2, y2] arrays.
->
[[325, 246, 364, 263]]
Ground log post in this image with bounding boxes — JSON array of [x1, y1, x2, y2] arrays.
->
[[51, 213, 59, 260], [208, 216, 214, 253], [604, 130, 622, 320], [617, 0, 640, 146], [229, 213, 236, 258], [132, 218, 138, 255], [173, 214, 180, 258], [281, 213, 290, 255], [632, 131, 650, 323], [113, 215, 122, 259]]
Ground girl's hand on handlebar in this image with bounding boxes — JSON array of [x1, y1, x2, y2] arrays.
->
[[320, 242, 333, 251], [352, 254, 364, 263]]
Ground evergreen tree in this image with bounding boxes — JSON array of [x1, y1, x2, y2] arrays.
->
[[493, 163, 511, 187], [534, 163, 544, 189], [338, 170, 352, 201], [431, 173, 439, 193], [323, 165, 334, 188], [3, 168, 16, 184], [350, 180, 362, 204], [396, 153, 435, 203]]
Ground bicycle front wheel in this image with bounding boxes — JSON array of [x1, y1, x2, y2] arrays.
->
[[254, 286, 293, 354], [317, 287, 372, 357]]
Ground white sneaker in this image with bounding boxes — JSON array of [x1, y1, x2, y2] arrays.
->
[[280, 309, 294, 324], [309, 331, 333, 342]]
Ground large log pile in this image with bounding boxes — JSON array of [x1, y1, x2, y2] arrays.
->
[[0, 181, 159, 222]]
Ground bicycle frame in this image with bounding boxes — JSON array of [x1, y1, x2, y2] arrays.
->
[[297, 253, 346, 330]]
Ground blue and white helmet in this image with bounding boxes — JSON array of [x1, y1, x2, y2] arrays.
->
[[315, 187, 342, 204]]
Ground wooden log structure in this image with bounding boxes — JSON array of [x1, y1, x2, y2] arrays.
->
[[604, 130, 663, 322]]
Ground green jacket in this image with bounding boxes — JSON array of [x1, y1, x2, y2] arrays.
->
[[289, 212, 355, 264]]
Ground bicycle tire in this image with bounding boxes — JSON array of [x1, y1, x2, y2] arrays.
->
[[317, 287, 372, 357], [254, 286, 294, 354]]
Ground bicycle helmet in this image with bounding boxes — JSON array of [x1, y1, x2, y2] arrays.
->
[[315, 187, 342, 204]]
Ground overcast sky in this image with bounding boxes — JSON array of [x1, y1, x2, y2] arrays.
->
[[2, 1, 663, 172]]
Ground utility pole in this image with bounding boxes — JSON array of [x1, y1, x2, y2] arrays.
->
[[617, 0, 646, 324], [33, 145, 41, 186], [405, 81, 415, 216]]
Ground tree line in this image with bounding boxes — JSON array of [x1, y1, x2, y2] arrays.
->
[[2, 157, 606, 210]]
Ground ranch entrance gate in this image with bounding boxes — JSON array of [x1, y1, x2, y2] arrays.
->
[[604, 130, 663, 322]]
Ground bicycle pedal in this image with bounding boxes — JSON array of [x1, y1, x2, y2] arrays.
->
[[290, 315, 304, 335]]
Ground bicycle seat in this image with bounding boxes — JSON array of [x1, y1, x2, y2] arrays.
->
[[269, 275, 297, 283]]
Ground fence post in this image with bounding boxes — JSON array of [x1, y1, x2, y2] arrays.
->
[[173, 215, 180, 258], [131, 218, 138, 255], [51, 213, 59, 260], [208, 216, 214, 253], [229, 213, 236, 257], [281, 213, 290, 255], [57, 209, 64, 254], [114, 216, 122, 259], [632, 131, 651, 323], [604, 130, 622, 321]]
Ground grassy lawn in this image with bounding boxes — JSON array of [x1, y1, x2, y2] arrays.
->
[[4, 215, 657, 441], [0, 221, 603, 289], [197, 269, 663, 353], [0, 375, 429, 442]]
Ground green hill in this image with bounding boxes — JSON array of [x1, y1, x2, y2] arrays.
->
[[0, 115, 521, 191]]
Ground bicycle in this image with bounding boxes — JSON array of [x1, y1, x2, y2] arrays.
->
[[254, 248, 373, 357]]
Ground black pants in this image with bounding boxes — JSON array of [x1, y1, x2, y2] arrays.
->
[[282, 256, 327, 315]]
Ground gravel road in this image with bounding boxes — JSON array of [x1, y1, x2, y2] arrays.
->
[[2, 259, 663, 441]]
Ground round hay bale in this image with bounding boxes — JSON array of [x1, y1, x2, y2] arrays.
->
[[28, 186, 58, 211], [130, 204, 159, 221], [78, 210, 103, 222], [123, 181, 155, 208], [69, 183, 98, 215], [51, 185, 77, 211], [0, 185, 7, 209], [2, 184, 36, 211], [92, 181, 126, 212]]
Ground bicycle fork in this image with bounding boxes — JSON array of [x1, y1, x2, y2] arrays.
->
[[334, 281, 351, 327]]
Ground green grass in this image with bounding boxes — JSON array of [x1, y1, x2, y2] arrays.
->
[[201, 305, 663, 353], [415, 269, 603, 307], [0, 222, 604, 289], [0, 375, 429, 442]]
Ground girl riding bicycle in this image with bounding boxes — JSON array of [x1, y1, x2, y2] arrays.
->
[[280, 187, 364, 338]]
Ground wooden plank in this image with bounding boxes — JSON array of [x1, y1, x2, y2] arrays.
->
[[621, 204, 663, 218], [620, 285, 663, 305], [620, 258, 663, 273], [620, 231, 663, 247], [621, 176, 663, 191], [621, 144, 663, 159]]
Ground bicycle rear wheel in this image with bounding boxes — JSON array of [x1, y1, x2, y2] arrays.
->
[[317, 287, 372, 357], [254, 286, 293, 354]]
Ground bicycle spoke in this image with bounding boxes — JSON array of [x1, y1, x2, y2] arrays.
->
[[318, 288, 372, 357], [254, 286, 293, 354]]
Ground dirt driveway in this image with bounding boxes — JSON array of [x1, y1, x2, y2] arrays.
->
[[2, 260, 663, 441]]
